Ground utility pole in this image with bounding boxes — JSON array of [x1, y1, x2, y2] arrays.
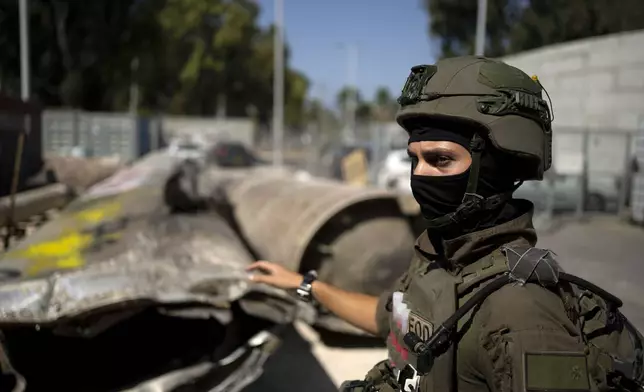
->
[[272, 0, 284, 167], [5, 0, 30, 248], [129, 57, 139, 115], [19, 0, 29, 102], [475, 0, 488, 56], [318, 83, 327, 134], [341, 43, 358, 144]]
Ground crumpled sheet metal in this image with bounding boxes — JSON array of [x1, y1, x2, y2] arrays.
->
[[0, 151, 260, 325], [79, 150, 184, 202], [218, 169, 408, 272], [2, 150, 187, 273], [0, 212, 256, 325]]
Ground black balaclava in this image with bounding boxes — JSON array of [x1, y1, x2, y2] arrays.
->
[[408, 126, 519, 238]]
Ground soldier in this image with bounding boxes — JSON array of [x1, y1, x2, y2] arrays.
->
[[247, 56, 644, 392]]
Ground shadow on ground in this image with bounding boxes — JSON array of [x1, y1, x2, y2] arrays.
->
[[243, 325, 338, 392], [314, 328, 386, 349]]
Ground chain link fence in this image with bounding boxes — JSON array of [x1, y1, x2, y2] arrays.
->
[[42, 110, 640, 223], [264, 123, 640, 220], [255, 122, 407, 182], [631, 125, 644, 225], [547, 129, 636, 219], [42, 110, 256, 162]]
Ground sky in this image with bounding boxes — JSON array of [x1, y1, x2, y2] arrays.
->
[[256, 0, 437, 107]]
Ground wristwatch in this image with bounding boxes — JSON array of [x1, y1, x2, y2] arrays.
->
[[296, 270, 318, 303]]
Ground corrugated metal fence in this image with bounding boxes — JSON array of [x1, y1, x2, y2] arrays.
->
[[42, 110, 255, 162]]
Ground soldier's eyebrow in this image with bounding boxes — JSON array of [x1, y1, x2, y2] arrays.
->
[[421, 147, 457, 156]]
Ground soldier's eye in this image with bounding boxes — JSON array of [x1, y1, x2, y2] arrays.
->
[[423, 153, 453, 167]]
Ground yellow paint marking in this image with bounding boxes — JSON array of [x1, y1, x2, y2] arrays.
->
[[73, 200, 122, 224], [14, 231, 91, 275], [5, 198, 127, 276]]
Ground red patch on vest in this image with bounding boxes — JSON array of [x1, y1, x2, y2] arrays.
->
[[389, 331, 409, 361]]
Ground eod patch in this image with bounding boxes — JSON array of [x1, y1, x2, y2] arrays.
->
[[408, 311, 434, 342]]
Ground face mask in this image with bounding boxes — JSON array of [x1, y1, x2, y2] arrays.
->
[[411, 169, 470, 220]]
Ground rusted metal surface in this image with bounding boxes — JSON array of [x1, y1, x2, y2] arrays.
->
[[213, 168, 416, 296], [200, 167, 416, 335], [0, 152, 299, 392], [0, 151, 257, 322]]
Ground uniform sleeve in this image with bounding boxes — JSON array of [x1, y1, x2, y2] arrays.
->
[[474, 284, 592, 392]]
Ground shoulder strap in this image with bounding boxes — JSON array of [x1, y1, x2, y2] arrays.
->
[[412, 244, 644, 391], [457, 248, 507, 297]]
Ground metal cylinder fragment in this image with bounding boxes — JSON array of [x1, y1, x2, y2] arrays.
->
[[219, 170, 416, 296]]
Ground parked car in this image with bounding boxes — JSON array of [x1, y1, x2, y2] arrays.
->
[[376, 149, 412, 193], [206, 141, 267, 168], [168, 139, 206, 162], [514, 174, 619, 212]]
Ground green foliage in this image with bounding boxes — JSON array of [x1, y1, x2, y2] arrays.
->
[[0, 0, 310, 128], [424, 0, 517, 58], [332, 85, 398, 125], [335, 86, 362, 110], [508, 0, 644, 53], [372, 86, 398, 122], [423, 0, 644, 57]]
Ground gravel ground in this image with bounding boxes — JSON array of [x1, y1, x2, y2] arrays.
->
[[246, 214, 644, 391]]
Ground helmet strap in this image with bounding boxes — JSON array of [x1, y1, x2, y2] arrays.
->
[[425, 134, 512, 231], [462, 134, 485, 203]]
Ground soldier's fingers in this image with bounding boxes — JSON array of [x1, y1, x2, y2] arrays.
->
[[246, 260, 277, 273], [248, 273, 270, 283]]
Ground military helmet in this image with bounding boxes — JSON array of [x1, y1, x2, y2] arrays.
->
[[396, 56, 553, 181]]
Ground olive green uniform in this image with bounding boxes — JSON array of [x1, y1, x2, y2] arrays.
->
[[367, 202, 644, 391], [376, 202, 574, 391], [341, 56, 644, 392]]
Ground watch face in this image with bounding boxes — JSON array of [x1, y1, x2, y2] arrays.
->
[[303, 271, 317, 284]]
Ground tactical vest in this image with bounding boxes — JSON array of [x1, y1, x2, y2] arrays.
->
[[373, 244, 644, 392]]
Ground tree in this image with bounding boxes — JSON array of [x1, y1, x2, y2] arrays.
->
[[335, 86, 361, 111], [423, 0, 644, 58], [423, 0, 519, 58], [336, 86, 372, 125], [372, 86, 397, 123], [0, 0, 311, 128], [148, 0, 310, 128], [304, 98, 340, 136], [0, 0, 156, 109], [508, 0, 644, 53]]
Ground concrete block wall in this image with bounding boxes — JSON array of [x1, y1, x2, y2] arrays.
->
[[501, 30, 644, 175], [502, 29, 644, 132]]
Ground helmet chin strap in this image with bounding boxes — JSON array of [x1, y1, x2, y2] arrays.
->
[[424, 134, 520, 231]]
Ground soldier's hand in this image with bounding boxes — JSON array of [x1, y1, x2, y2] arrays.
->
[[246, 260, 303, 289]]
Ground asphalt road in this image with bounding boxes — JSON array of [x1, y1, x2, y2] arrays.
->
[[538, 215, 644, 330], [244, 215, 644, 391]]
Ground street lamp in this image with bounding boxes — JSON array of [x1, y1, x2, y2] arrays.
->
[[19, 0, 30, 100], [272, 0, 284, 167], [5, 0, 31, 247], [475, 0, 488, 56], [338, 43, 358, 144]]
